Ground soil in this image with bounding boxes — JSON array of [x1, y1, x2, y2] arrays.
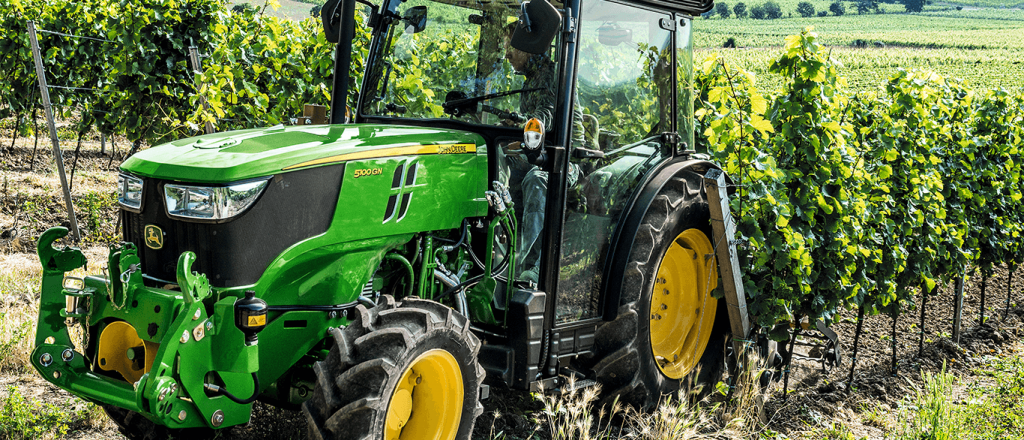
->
[[1, 129, 1023, 439], [761, 264, 1024, 439]]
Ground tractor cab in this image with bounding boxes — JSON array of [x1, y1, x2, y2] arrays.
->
[[331, 0, 712, 388]]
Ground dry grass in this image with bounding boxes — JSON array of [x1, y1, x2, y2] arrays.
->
[[622, 392, 703, 440], [535, 377, 624, 440], [0, 247, 107, 375], [0, 258, 43, 375], [709, 352, 771, 437], [528, 353, 774, 440]]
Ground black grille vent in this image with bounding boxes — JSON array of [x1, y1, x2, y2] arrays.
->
[[122, 164, 344, 287]]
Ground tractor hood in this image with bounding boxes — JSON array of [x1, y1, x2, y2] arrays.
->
[[122, 124, 485, 183]]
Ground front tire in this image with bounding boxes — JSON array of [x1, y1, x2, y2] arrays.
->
[[304, 296, 485, 440], [590, 171, 728, 410]]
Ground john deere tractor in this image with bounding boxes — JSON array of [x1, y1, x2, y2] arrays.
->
[[31, 0, 733, 438]]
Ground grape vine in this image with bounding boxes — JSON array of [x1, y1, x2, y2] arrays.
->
[[2, 1, 1023, 343]]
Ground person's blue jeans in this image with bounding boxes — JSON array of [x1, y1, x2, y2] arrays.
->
[[519, 167, 547, 277]]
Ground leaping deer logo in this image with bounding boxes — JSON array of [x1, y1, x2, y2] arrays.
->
[[144, 225, 164, 250]]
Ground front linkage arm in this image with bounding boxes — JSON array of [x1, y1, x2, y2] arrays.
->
[[32, 227, 262, 429]]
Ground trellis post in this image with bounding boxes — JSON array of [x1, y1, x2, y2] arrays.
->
[[704, 168, 752, 359], [28, 21, 80, 242], [952, 270, 965, 344]]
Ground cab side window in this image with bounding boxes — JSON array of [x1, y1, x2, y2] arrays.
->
[[555, 1, 676, 324], [576, 2, 674, 150]]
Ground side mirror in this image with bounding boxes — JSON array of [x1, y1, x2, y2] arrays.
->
[[511, 0, 561, 55], [402, 6, 428, 34], [597, 24, 632, 46], [321, 0, 345, 43]]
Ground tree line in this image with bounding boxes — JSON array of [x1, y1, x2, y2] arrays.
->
[[704, 0, 930, 20]]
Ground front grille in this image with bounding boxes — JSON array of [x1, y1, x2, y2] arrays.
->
[[122, 164, 345, 287]]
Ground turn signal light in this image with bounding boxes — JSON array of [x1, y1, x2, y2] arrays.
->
[[523, 118, 544, 151]]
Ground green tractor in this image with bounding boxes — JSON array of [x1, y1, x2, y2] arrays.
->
[[31, 0, 741, 438]]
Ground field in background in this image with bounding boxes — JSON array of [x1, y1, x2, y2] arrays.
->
[[695, 1, 1024, 93]]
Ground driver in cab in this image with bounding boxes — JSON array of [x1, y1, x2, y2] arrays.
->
[[501, 22, 585, 284]]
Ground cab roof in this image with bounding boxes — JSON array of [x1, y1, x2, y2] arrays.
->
[[627, 0, 714, 15]]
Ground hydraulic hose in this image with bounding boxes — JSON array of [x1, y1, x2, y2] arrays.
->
[[441, 219, 469, 252], [436, 248, 511, 303], [383, 253, 415, 298], [431, 219, 469, 248], [204, 372, 260, 404]]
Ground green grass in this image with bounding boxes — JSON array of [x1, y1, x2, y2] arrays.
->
[[889, 357, 1024, 440], [703, 0, 1024, 21], [937, 0, 1024, 8], [959, 355, 1024, 438], [895, 365, 965, 440], [922, 7, 1024, 20], [0, 386, 104, 440]]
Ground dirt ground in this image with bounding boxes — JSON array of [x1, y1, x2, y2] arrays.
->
[[2, 129, 1023, 439], [759, 264, 1024, 439]]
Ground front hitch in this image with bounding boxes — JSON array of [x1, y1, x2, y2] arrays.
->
[[31, 227, 261, 429]]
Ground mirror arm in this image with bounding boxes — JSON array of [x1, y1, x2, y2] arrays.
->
[[519, 2, 533, 31], [531, 151, 548, 167], [561, 8, 576, 42]]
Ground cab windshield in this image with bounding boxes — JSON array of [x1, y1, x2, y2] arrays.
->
[[360, 0, 561, 127]]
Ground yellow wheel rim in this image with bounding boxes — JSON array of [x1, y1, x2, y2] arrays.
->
[[384, 349, 463, 440], [649, 228, 718, 379]]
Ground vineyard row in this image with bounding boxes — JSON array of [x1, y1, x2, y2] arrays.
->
[[2, 1, 1024, 343]]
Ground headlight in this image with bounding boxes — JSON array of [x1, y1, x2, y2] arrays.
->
[[117, 174, 144, 211], [164, 178, 270, 221]]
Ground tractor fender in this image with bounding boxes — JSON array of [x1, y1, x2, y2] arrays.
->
[[600, 158, 724, 321]]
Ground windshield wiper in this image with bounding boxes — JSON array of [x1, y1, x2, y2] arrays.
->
[[442, 88, 541, 116]]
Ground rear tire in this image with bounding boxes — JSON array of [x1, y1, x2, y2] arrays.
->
[[304, 295, 485, 440], [590, 170, 728, 410]]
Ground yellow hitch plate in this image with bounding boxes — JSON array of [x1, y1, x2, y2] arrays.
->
[[97, 321, 158, 383]]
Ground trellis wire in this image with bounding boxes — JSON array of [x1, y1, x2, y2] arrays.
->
[[36, 28, 113, 43], [48, 85, 109, 93]]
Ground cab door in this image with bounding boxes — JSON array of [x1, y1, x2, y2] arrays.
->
[[550, 0, 683, 325]]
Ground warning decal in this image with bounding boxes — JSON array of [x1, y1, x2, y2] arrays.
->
[[248, 315, 266, 327]]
